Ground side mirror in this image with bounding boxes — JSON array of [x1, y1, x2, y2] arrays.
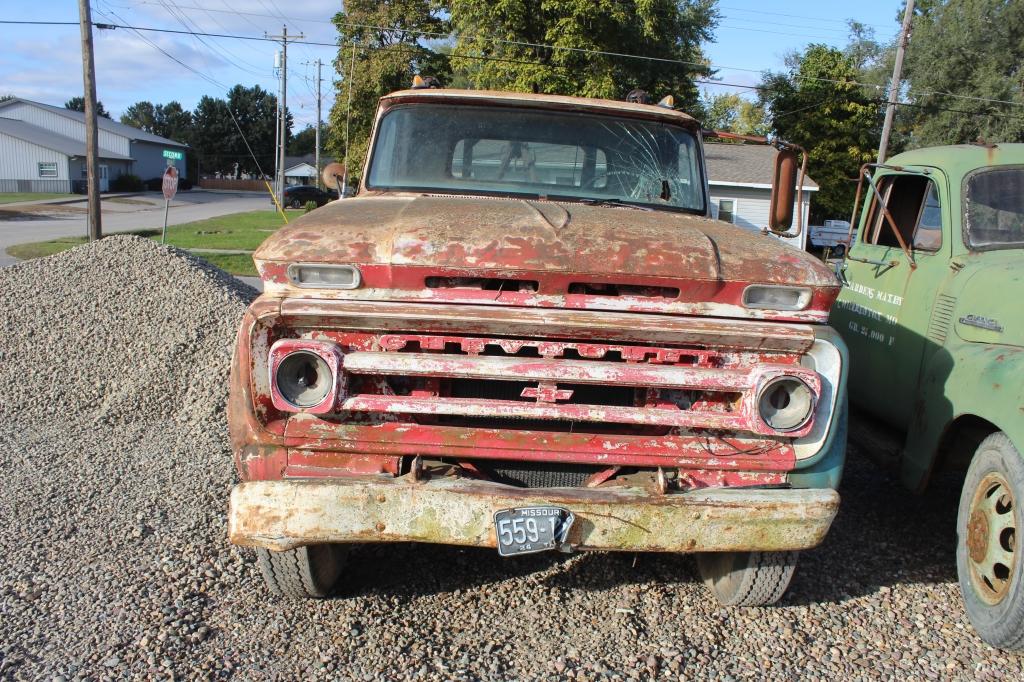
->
[[768, 148, 799, 233]]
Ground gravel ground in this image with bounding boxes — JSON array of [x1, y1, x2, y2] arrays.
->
[[1, 237, 1023, 680]]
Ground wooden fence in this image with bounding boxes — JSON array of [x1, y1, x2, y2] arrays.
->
[[197, 178, 268, 192]]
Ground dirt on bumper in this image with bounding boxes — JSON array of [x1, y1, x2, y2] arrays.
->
[[229, 477, 840, 553]]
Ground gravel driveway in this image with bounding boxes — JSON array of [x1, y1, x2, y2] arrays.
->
[[0, 237, 1021, 680]]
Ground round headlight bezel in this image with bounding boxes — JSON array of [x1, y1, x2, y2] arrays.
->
[[275, 350, 334, 409], [757, 375, 815, 433]]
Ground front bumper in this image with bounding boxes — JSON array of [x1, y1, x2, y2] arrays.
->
[[229, 476, 840, 553]]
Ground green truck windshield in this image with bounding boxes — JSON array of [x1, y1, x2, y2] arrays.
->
[[966, 167, 1024, 249], [367, 104, 706, 213]]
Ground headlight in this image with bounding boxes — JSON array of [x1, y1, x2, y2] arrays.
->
[[757, 376, 815, 432], [743, 285, 811, 311], [268, 340, 345, 413], [287, 263, 361, 289]]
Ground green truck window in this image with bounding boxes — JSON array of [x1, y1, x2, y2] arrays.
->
[[965, 167, 1024, 249], [864, 174, 942, 251]]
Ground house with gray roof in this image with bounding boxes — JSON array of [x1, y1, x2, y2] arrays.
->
[[704, 142, 819, 250], [0, 98, 188, 194]]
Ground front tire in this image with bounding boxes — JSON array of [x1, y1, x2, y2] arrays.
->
[[256, 544, 347, 599], [697, 551, 798, 606], [957, 432, 1024, 650], [289, 198, 302, 209]]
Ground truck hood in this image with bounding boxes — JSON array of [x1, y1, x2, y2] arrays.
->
[[256, 194, 836, 287]]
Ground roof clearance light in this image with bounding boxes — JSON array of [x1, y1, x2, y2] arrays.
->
[[287, 263, 362, 289], [657, 95, 675, 109], [411, 74, 426, 89], [742, 285, 812, 311]]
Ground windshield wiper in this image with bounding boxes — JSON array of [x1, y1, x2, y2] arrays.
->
[[576, 198, 653, 211]]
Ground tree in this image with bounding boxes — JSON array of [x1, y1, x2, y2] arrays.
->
[[448, 0, 718, 109], [759, 45, 881, 222], [902, 0, 1024, 146], [191, 85, 289, 177], [700, 92, 769, 135], [289, 123, 330, 156], [122, 101, 193, 142], [327, 0, 450, 185], [121, 101, 158, 132], [0, 94, 13, 103], [65, 96, 110, 118]]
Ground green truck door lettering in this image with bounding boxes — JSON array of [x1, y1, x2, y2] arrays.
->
[[833, 171, 949, 430]]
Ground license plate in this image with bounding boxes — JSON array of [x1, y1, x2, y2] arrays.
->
[[493, 506, 574, 557]]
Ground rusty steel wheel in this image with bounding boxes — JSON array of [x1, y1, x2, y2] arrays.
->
[[957, 432, 1024, 650]]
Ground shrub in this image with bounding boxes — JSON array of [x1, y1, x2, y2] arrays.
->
[[110, 173, 144, 192], [304, 200, 317, 213]]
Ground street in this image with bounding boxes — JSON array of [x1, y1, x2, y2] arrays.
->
[[0, 190, 268, 268]]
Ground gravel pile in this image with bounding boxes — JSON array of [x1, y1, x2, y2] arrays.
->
[[1, 236, 1022, 680]]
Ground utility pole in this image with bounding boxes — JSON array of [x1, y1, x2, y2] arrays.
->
[[266, 26, 304, 208], [878, 0, 915, 164], [77, 0, 101, 240], [314, 58, 323, 189]]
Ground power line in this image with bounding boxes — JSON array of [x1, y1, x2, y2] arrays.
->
[[9, 17, 1024, 114], [90, 7, 275, 181]]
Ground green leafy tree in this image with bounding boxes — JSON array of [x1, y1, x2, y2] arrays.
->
[[289, 123, 330, 156], [121, 101, 160, 132], [191, 85, 289, 178], [327, 0, 450, 185], [759, 45, 881, 222], [65, 96, 110, 118], [700, 92, 769, 135], [154, 102, 193, 143], [448, 0, 718, 109], [902, 0, 1024, 146]]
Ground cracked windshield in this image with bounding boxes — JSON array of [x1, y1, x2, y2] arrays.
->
[[367, 104, 706, 213]]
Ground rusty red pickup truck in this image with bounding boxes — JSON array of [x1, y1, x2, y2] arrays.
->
[[227, 87, 848, 606]]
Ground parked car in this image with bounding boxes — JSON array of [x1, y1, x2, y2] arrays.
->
[[227, 86, 849, 606], [831, 143, 1024, 649], [280, 184, 334, 209]]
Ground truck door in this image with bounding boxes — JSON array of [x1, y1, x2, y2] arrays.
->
[[832, 169, 948, 430]]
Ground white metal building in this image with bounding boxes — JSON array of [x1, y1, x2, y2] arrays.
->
[[0, 98, 188, 193], [704, 142, 819, 250]]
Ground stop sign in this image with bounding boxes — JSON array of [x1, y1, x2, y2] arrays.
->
[[162, 166, 179, 200]]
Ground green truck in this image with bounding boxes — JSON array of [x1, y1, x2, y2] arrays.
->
[[831, 144, 1024, 649]]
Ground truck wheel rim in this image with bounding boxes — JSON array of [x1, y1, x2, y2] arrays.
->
[[966, 472, 1017, 605]]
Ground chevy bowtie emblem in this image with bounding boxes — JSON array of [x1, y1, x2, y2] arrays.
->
[[521, 384, 574, 403]]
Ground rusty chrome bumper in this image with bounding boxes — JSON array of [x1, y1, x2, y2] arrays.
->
[[228, 477, 840, 553]]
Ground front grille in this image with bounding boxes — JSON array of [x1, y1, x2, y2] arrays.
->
[[482, 460, 600, 488]]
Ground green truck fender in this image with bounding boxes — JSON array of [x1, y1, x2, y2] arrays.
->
[[788, 326, 850, 491], [901, 342, 1024, 492]]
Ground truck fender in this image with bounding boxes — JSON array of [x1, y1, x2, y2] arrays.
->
[[901, 343, 1024, 491]]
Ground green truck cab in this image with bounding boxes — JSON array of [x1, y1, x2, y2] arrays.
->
[[831, 144, 1024, 649]]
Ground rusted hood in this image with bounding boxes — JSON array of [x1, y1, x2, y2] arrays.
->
[[255, 195, 836, 287]]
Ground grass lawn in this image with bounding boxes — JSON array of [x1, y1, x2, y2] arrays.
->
[[5, 210, 284, 276], [0, 192, 74, 204]]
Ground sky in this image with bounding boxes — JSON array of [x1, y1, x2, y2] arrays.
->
[[0, 1, 905, 131]]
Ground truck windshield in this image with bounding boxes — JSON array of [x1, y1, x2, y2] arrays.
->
[[965, 167, 1024, 249], [366, 104, 706, 213]]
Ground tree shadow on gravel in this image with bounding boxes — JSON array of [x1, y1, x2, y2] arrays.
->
[[336, 445, 961, 605], [784, 444, 962, 606]]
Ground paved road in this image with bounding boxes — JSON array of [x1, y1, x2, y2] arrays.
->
[[0, 191, 268, 268]]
